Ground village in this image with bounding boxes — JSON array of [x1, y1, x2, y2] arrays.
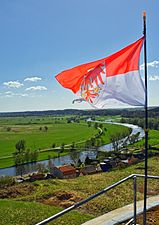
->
[[14, 148, 146, 183]]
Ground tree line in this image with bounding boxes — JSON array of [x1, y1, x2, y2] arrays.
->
[[120, 117, 159, 130]]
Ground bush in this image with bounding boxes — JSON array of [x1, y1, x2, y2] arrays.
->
[[6, 127, 11, 132], [0, 176, 15, 188]]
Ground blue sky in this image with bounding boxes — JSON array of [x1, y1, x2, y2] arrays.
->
[[0, 0, 159, 112]]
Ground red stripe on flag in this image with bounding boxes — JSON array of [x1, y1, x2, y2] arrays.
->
[[55, 37, 144, 93], [106, 37, 144, 77]]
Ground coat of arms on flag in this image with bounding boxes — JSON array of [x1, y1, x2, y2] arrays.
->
[[79, 63, 106, 104]]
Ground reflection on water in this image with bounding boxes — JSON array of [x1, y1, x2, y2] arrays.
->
[[0, 150, 97, 177]]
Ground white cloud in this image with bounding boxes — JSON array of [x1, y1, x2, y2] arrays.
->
[[26, 86, 47, 91], [17, 93, 29, 97], [140, 60, 159, 70], [3, 91, 29, 97], [24, 76, 42, 82], [3, 81, 24, 88], [5, 91, 14, 95], [149, 75, 159, 81]]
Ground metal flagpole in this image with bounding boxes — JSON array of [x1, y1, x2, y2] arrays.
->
[[143, 11, 148, 225]]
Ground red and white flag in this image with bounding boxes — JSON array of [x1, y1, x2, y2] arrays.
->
[[55, 37, 145, 108]]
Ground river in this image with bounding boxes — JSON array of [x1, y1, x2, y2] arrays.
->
[[0, 122, 144, 177]]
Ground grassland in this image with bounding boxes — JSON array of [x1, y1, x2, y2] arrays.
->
[[0, 199, 93, 225], [0, 156, 159, 225], [0, 116, 68, 125], [0, 123, 96, 158], [133, 130, 159, 147], [0, 116, 130, 168]]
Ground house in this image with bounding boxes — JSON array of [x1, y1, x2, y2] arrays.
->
[[96, 164, 102, 172], [128, 155, 140, 165], [100, 160, 112, 172], [81, 165, 97, 175], [121, 159, 129, 164], [29, 173, 46, 181], [134, 153, 144, 160], [50, 165, 76, 179], [118, 153, 131, 160]]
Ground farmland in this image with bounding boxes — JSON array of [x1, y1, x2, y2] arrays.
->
[[0, 116, 130, 168]]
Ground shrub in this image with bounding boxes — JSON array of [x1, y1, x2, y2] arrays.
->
[[0, 176, 15, 188]]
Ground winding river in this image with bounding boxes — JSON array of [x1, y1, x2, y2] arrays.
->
[[0, 122, 145, 177]]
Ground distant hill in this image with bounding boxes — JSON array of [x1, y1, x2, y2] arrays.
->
[[0, 106, 158, 117]]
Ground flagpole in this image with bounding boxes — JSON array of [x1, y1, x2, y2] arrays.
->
[[143, 11, 148, 225]]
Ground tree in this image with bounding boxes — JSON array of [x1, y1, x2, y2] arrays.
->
[[87, 121, 91, 127], [90, 137, 95, 147], [51, 143, 56, 148], [36, 163, 47, 173], [30, 150, 39, 162], [47, 158, 54, 172], [120, 117, 126, 123], [15, 140, 25, 153], [70, 142, 76, 151], [13, 152, 23, 166], [60, 143, 65, 153], [6, 127, 11, 132], [44, 126, 48, 132], [85, 139, 91, 148], [94, 122, 98, 129], [70, 150, 80, 166], [95, 138, 101, 148], [24, 149, 30, 163], [16, 164, 25, 177], [110, 133, 121, 151], [104, 127, 107, 132], [91, 116, 95, 121], [57, 149, 61, 157], [56, 143, 65, 157], [77, 159, 82, 167]]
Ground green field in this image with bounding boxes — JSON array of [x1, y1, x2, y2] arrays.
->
[[133, 130, 159, 147], [0, 156, 159, 225], [0, 116, 130, 168], [0, 123, 97, 158], [0, 116, 68, 125]]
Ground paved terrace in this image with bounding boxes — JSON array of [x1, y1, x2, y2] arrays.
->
[[82, 195, 159, 225]]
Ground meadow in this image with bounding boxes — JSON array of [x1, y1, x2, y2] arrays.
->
[[133, 130, 159, 147], [0, 116, 130, 168]]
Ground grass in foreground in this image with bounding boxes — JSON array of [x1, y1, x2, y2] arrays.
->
[[1, 157, 159, 225], [0, 199, 93, 225]]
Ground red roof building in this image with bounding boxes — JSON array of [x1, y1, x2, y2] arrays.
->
[[50, 165, 76, 179]]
